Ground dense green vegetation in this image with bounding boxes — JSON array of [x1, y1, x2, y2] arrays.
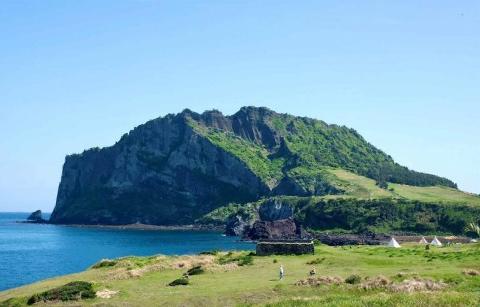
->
[[197, 167, 480, 235], [198, 180, 480, 235], [190, 109, 456, 190], [2, 245, 480, 306], [195, 200, 261, 225], [298, 198, 480, 234], [25, 281, 95, 305]]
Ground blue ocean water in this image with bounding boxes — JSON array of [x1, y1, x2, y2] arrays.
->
[[0, 212, 254, 291]]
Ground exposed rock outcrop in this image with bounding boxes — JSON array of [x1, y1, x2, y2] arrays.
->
[[26, 210, 46, 223], [51, 112, 268, 225], [241, 201, 310, 240], [258, 199, 293, 221], [245, 219, 298, 240], [225, 215, 254, 236]]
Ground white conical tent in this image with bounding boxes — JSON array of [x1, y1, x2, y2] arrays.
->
[[430, 236, 442, 246], [388, 237, 401, 248], [419, 236, 428, 244]]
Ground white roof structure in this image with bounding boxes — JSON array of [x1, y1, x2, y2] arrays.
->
[[387, 237, 401, 248], [430, 236, 442, 246], [419, 236, 428, 244]]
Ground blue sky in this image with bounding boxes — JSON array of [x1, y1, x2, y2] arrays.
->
[[1, 1, 479, 212]]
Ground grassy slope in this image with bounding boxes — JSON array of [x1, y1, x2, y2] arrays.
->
[[326, 168, 393, 199], [1, 244, 480, 306], [389, 184, 480, 206], [327, 168, 480, 206], [189, 122, 284, 188]]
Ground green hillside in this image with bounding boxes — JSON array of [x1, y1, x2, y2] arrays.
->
[[389, 184, 480, 206], [189, 108, 456, 190], [50, 107, 470, 229], [327, 168, 480, 206], [198, 168, 480, 235]]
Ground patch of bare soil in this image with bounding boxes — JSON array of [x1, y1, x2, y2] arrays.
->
[[389, 278, 447, 292], [361, 275, 391, 290], [96, 289, 118, 299], [463, 269, 480, 276], [361, 276, 446, 292], [295, 276, 343, 286]]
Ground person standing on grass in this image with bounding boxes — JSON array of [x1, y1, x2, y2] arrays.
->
[[279, 265, 284, 280]]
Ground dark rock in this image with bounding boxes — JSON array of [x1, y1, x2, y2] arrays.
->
[[225, 214, 253, 236], [245, 219, 297, 240], [50, 112, 268, 225], [244, 218, 311, 241], [258, 199, 293, 222], [27, 210, 46, 223], [256, 240, 314, 256]]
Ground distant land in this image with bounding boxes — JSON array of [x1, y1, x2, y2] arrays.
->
[[49, 106, 480, 236]]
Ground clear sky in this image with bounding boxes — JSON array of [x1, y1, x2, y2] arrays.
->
[[1, 1, 479, 212]]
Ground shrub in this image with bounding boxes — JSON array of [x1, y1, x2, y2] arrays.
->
[[273, 259, 278, 263], [238, 255, 254, 266], [27, 281, 95, 305], [91, 259, 117, 269], [218, 252, 254, 266], [306, 257, 325, 265], [187, 266, 205, 276], [199, 250, 219, 255], [0, 297, 26, 307], [345, 274, 362, 285], [168, 278, 189, 286]]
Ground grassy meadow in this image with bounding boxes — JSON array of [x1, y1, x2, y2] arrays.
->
[[327, 168, 480, 206], [1, 243, 480, 306]]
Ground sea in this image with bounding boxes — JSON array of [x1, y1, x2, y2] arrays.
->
[[0, 212, 254, 291]]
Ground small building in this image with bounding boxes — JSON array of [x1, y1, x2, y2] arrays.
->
[[256, 239, 314, 256]]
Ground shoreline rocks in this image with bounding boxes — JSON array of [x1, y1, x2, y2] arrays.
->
[[26, 210, 47, 223]]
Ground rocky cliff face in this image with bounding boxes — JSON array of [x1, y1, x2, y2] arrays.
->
[[241, 199, 309, 240], [51, 111, 268, 225], [50, 106, 456, 225]]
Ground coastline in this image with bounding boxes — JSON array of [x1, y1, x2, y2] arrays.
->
[[20, 220, 225, 232], [66, 223, 225, 232]]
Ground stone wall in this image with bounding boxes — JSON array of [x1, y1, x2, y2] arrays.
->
[[256, 240, 314, 256]]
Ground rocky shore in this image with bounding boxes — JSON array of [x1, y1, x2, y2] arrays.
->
[[64, 223, 225, 232]]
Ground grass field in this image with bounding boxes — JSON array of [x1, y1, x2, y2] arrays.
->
[[327, 168, 480, 206], [388, 184, 480, 206], [1, 243, 480, 306], [326, 168, 393, 199]]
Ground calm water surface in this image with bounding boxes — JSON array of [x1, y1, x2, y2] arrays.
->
[[0, 212, 253, 291]]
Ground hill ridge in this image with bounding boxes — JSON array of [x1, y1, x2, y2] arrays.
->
[[50, 106, 458, 226]]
